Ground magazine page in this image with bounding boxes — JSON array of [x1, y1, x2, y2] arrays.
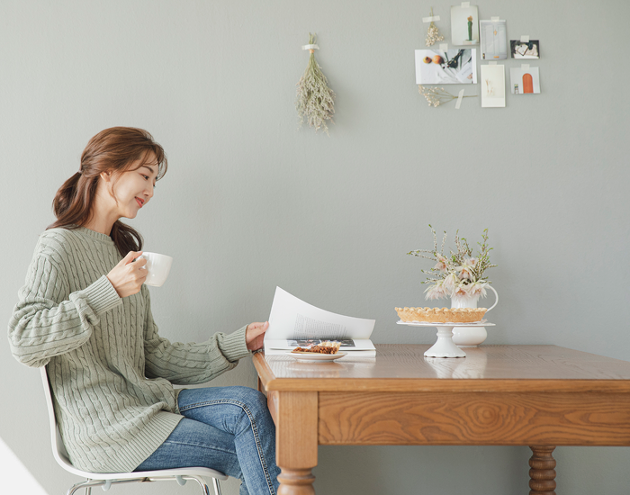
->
[[265, 287, 375, 343], [265, 338, 375, 351]]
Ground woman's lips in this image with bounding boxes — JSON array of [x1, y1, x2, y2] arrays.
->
[[136, 197, 144, 208]]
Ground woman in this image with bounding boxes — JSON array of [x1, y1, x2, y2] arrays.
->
[[7, 127, 280, 495]]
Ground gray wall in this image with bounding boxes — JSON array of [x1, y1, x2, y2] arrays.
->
[[1, 0, 629, 493]]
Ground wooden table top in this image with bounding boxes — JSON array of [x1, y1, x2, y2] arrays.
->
[[255, 345, 630, 393]]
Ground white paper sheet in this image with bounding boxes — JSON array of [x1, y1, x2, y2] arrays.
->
[[480, 64, 506, 107], [266, 287, 375, 341]]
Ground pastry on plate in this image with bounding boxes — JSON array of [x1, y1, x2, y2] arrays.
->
[[292, 341, 341, 354], [395, 307, 486, 323]]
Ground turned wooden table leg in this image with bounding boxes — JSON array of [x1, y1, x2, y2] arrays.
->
[[528, 446, 556, 495], [278, 468, 316, 495], [276, 392, 318, 495]]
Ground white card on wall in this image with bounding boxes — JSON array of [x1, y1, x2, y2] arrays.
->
[[480, 20, 507, 60], [451, 4, 479, 45], [480, 65, 506, 107]]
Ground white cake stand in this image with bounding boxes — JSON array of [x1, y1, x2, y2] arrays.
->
[[397, 321, 495, 358]]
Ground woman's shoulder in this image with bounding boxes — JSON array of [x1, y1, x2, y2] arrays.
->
[[35, 227, 90, 261], [38, 226, 79, 246]]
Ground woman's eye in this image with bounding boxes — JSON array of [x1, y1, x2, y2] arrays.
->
[[142, 175, 149, 180]]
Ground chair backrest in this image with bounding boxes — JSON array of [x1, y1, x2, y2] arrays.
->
[[40, 366, 77, 472]]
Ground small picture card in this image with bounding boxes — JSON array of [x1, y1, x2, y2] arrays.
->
[[510, 40, 540, 59], [415, 49, 477, 84], [451, 4, 479, 45], [480, 20, 507, 60], [481, 64, 505, 107], [510, 67, 541, 94]]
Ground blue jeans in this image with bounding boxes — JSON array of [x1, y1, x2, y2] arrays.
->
[[135, 386, 280, 495]]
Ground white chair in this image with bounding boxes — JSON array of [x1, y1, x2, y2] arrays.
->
[[40, 367, 228, 495]]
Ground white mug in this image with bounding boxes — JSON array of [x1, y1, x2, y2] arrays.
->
[[140, 252, 173, 287]]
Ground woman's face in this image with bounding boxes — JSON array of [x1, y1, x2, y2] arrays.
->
[[108, 153, 159, 220]]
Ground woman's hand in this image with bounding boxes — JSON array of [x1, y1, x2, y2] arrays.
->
[[245, 321, 269, 351], [107, 251, 147, 298]]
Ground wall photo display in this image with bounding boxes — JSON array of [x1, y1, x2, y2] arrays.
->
[[481, 65, 506, 107], [480, 20, 507, 60], [510, 67, 540, 94], [451, 5, 479, 45], [415, 49, 477, 84], [510, 40, 540, 59]]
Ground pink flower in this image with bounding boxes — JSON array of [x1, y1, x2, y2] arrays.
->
[[465, 257, 478, 267], [433, 254, 448, 272]]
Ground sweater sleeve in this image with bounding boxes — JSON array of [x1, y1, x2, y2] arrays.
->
[[7, 252, 122, 368], [142, 288, 251, 385]]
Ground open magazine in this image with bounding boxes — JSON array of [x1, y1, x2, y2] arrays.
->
[[264, 287, 376, 357]]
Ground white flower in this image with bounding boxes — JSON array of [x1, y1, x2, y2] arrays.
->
[[443, 273, 459, 294], [425, 25, 444, 47], [458, 266, 473, 280], [468, 282, 488, 298], [464, 257, 478, 267], [424, 282, 448, 300], [452, 283, 471, 298]]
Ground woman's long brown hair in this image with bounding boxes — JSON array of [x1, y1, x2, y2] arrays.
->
[[48, 127, 168, 256]]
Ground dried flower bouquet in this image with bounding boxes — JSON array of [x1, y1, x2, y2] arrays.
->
[[425, 8, 444, 47], [295, 33, 335, 134], [408, 225, 496, 300], [418, 85, 477, 107]]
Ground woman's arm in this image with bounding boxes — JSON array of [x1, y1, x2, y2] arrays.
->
[[8, 255, 121, 368], [142, 288, 251, 384]]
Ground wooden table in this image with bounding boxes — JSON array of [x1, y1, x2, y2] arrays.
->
[[253, 345, 630, 495]]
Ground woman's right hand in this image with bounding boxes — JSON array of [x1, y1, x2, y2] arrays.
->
[[107, 251, 147, 298]]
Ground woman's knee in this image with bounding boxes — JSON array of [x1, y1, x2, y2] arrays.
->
[[231, 386, 268, 414], [229, 387, 273, 429]]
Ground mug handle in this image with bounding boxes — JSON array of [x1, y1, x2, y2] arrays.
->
[[485, 286, 499, 312]]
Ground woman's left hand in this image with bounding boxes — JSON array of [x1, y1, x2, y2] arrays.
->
[[245, 321, 269, 351]]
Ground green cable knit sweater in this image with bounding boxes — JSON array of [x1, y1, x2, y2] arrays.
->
[[8, 226, 250, 473]]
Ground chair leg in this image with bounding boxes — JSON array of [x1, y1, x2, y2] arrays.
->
[[188, 475, 213, 495], [67, 480, 94, 495], [213, 478, 222, 495]]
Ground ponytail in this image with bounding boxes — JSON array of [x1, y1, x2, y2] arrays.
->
[[51, 172, 83, 221]]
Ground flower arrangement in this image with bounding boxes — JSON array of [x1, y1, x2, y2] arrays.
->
[[407, 225, 496, 301], [418, 85, 477, 107], [295, 33, 336, 134], [425, 8, 444, 47]]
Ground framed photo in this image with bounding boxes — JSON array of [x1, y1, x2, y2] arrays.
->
[[480, 20, 507, 60], [415, 49, 477, 84], [510, 67, 540, 94], [510, 40, 540, 59], [451, 5, 479, 45], [480, 64, 505, 107]]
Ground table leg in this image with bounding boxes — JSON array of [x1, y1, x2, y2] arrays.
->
[[528, 445, 556, 495], [276, 391, 318, 495]]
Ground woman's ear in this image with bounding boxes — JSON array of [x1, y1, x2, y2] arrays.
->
[[100, 171, 112, 183]]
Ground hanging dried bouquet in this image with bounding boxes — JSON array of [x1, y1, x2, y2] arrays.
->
[[295, 33, 336, 134], [425, 8, 444, 47]]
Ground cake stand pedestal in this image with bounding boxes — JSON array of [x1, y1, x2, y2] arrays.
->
[[397, 321, 495, 358]]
